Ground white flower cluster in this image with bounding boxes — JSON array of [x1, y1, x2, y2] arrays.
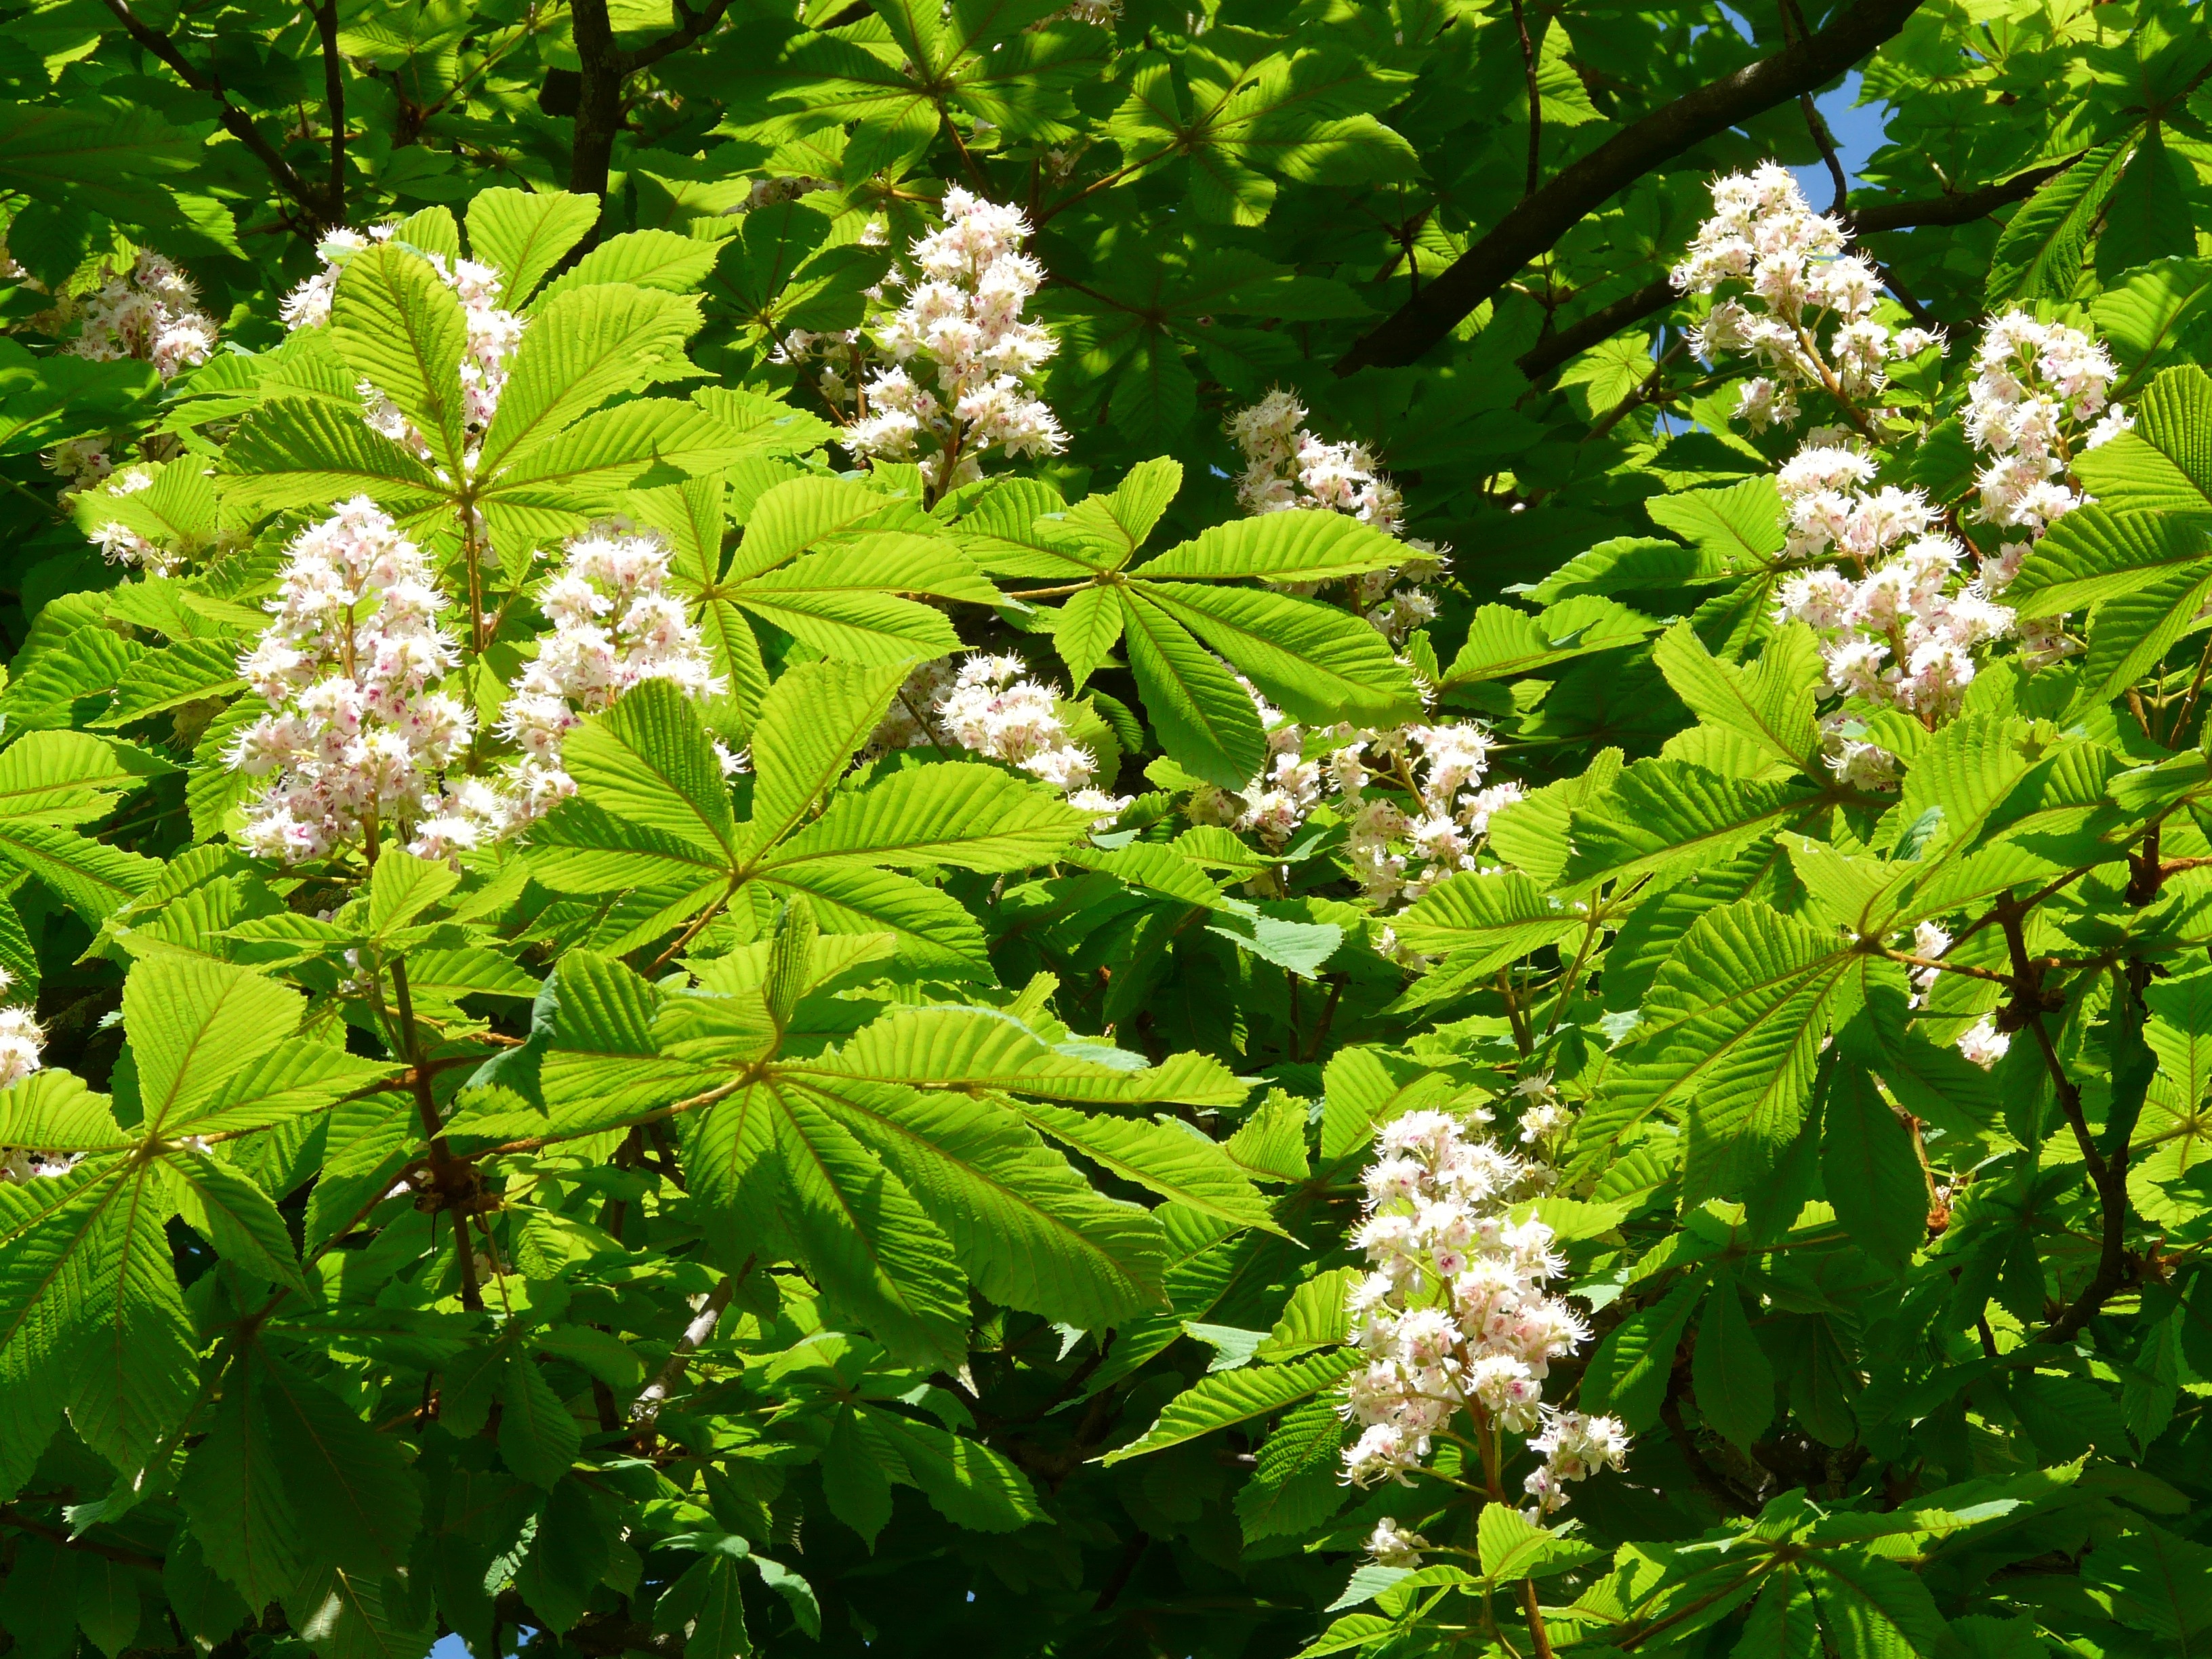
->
[[0, 962, 52, 1181], [838, 188, 1066, 492], [1769, 445, 2016, 756], [0, 966, 43, 1094], [64, 251, 218, 383], [281, 226, 527, 462], [228, 498, 473, 863], [1341, 1107, 1627, 1526], [81, 466, 199, 577], [1902, 920, 2016, 1070], [1181, 684, 1520, 912], [1231, 390, 1406, 531], [874, 655, 1130, 824], [1965, 311, 2128, 539], [489, 524, 726, 835], [1671, 163, 1942, 432], [1226, 392, 1446, 646]]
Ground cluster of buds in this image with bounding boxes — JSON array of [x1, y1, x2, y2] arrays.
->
[[34, 250, 218, 495], [228, 498, 472, 863], [490, 524, 727, 834], [0, 966, 54, 1181], [1180, 687, 1519, 913], [282, 225, 527, 458], [874, 655, 1130, 824], [1341, 1105, 1627, 1542], [1226, 392, 1447, 645], [1671, 163, 1941, 431], [62, 251, 218, 383], [1966, 312, 2128, 537], [1903, 920, 2016, 1070], [1185, 682, 1326, 852], [1337, 722, 1523, 909], [79, 466, 205, 577], [834, 188, 1067, 492], [1769, 446, 2016, 749]]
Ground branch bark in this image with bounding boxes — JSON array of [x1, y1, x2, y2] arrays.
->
[[98, 0, 339, 226], [312, 0, 348, 224], [567, 0, 735, 207], [1334, 0, 1930, 374]]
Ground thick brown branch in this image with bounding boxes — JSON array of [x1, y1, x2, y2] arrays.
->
[[619, 0, 735, 74], [98, 0, 336, 224], [313, 0, 346, 222], [0, 1506, 165, 1571], [1843, 157, 2080, 234], [1336, 0, 1929, 373]]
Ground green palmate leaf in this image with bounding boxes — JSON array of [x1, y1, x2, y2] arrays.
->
[[1235, 1397, 1345, 1541], [258, 1346, 422, 1577], [1139, 509, 1406, 581], [2080, 1522, 2212, 1641], [539, 950, 728, 1123], [1391, 870, 1579, 971], [745, 659, 907, 849], [1006, 1099, 1280, 1235], [0, 819, 162, 922], [477, 285, 702, 476], [1143, 582, 1419, 726], [499, 1359, 583, 1488], [772, 1085, 972, 1367], [176, 1349, 305, 1609], [2072, 364, 2212, 518], [124, 956, 302, 1133], [844, 1400, 1047, 1533], [1118, 589, 1265, 785], [1820, 1062, 1930, 1269], [809, 1005, 1248, 1106], [1102, 1349, 1360, 1465], [537, 228, 722, 308], [1477, 1503, 1600, 1582], [1804, 1551, 1950, 1658], [284, 1566, 435, 1659], [765, 763, 1090, 873], [1582, 1273, 1706, 1431], [2097, 127, 2198, 283], [2095, 258, 2212, 395], [2007, 504, 2212, 618], [1442, 596, 1660, 684], [170, 1151, 310, 1292], [561, 680, 738, 863], [1588, 900, 1855, 1193], [797, 1077, 1167, 1327], [1987, 141, 2127, 303], [217, 398, 445, 518], [1652, 620, 1822, 773], [329, 244, 469, 476], [756, 859, 991, 979], [68, 1166, 198, 1473], [1692, 1277, 1775, 1450], [0, 1072, 129, 1153], [2078, 555, 2212, 708], [464, 188, 601, 308], [1561, 759, 1823, 888]]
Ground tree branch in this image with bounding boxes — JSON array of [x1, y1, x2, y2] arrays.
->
[[1334, 0, 1929, 374], [567, 0, 624, 208], [630, 1267, 745, 1439], [313, 0, 347, 225], [98, 0, 337, 225], [1509, 157, 2078, 382], [619, 0, 735, 75]]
